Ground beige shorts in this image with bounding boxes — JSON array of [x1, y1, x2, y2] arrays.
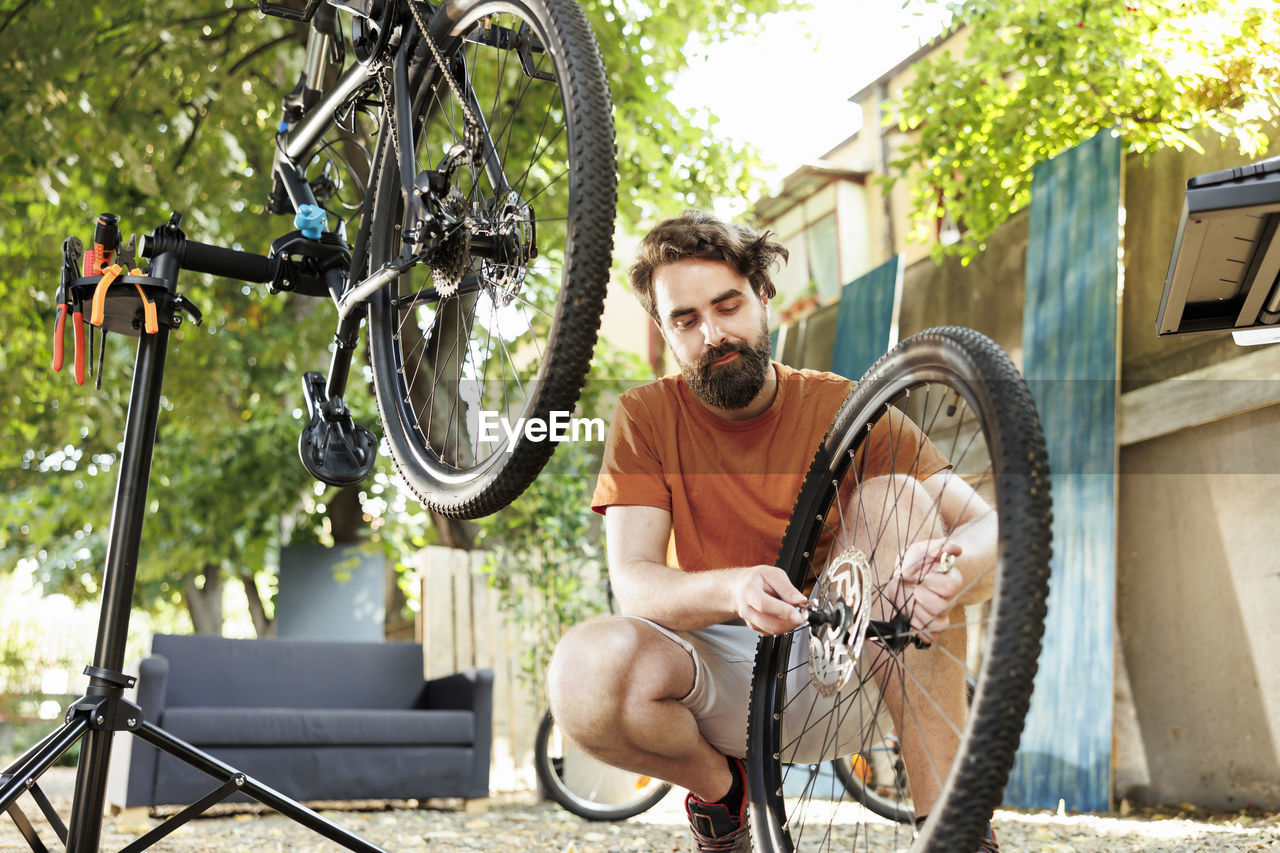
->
[[624, 616, 886, 763]]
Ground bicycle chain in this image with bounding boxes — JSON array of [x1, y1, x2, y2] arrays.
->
[[399, 1, 486, 299], [409, 0, 482, 149], [375, 1, 483, 209]]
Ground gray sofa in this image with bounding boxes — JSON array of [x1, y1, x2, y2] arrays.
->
[[122, 633, 492, 807]]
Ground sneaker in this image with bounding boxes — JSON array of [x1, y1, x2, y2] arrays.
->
[[684, 759, 749, 853]]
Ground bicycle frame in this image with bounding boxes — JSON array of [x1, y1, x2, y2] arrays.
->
[[273, 0, 527, 407], [0, 7, 470, 849]]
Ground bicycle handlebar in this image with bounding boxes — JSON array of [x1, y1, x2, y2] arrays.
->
[[139, 231, 276, 284]]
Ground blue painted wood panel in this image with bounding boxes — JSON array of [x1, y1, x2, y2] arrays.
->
[[830, 256, 899, 380], [1007, 131, 1121, 811]]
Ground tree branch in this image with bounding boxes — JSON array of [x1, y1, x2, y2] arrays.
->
[[0, 0, 39, 44], [240, 571, 275, 637], [107, 40, 169, 117], [168, 6, 253, 29], [173, 102, 207, 172], [229, 33, 294, 76]]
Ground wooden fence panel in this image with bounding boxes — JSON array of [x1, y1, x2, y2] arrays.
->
[[416, 546, 541, 791]]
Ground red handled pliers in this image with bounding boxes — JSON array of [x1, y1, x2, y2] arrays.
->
[[53, 236, 87, 384]]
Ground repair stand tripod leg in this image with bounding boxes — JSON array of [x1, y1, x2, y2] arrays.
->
[[1, 238, 388, 853], [123, 722, 385, 852]]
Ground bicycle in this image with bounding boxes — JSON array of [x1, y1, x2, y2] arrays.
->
[[535, 707, 913, 826], [164, 0, 614, 521], [830, 734, 913, 825], [746, 327, 1052, 853], [827, 675, 978, 827], [1, 0, 614, 849], [534, 710, 674, 821]]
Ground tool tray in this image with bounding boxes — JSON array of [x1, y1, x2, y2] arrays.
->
[[68, 273, 178, 337]]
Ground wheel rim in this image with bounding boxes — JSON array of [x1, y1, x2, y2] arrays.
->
[[749, 330, 1051, 853], [538, 715, 672, 820], [832, 743, 913, 824]]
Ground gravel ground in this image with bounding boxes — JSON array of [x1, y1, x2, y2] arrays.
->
[[3, 768, 1277, 852]]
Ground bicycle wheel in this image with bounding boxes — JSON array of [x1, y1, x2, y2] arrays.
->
[[830, 740, 913, 825], [367, 0, 615, 518], [746, 326, 1052, 853], [534, 711, 673, 821]]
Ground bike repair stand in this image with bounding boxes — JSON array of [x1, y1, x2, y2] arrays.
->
[[0, 212, 383, 853]]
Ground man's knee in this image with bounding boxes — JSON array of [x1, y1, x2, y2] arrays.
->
[[548, 616, 692, 740], [550, 617, 629, 693], [849, 474, 939, 537], [857, 473, 933, 509], [548, 617, 647, 723]]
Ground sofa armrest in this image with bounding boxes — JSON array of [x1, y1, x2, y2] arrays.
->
[[135, 655, 169, 723], [419, 669, 493, 799], [124, 655, 169, 807], [418, 669, 492, 711]]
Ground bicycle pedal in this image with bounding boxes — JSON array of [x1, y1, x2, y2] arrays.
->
[[297, 372, 377, 487]]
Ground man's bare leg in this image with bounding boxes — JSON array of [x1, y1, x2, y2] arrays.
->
[[847, 474, 968, 817], [547, 616, 734, 802]]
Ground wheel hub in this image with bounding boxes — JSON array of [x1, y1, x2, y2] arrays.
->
[[480, 191, 534, 305], [807, 546, 874, 697]]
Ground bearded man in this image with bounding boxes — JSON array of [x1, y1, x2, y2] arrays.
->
[[547, 210, 999, 853]]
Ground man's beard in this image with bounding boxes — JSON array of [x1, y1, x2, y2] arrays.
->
[[678, 318, 773, 411]]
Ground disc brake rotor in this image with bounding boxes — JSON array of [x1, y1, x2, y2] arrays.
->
[[481, 190, 533, 305], [808, 545, 875, 697]]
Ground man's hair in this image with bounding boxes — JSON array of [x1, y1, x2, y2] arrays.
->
[[628, 210, 789, 321]]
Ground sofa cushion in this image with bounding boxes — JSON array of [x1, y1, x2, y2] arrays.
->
[[151, 635, 431, 709], [159, 707, 475, 747], [149, 745, 485, 805]]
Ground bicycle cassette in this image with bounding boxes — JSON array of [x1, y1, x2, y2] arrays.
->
[[808, 545, 875, 697], [429, 189, 472, 298]]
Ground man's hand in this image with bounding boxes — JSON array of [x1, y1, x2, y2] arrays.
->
[[730, 566, 808, 635], [890, 539, 963, 642]]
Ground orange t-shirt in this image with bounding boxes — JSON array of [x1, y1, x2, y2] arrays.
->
[[591, 362, 949, 572]]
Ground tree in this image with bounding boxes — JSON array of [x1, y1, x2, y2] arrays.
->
[[0, 1, 334, 635], [473, 342, 650, 696], [0, 0, 799, 633], [890, 0, 1280, 263]]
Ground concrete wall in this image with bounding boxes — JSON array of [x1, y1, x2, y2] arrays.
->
[[1120, 143, 1268, 388], [1117, 404, 1280, 808], [1115, 135, 1280, 808], [897, 206, 1029, 364]]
